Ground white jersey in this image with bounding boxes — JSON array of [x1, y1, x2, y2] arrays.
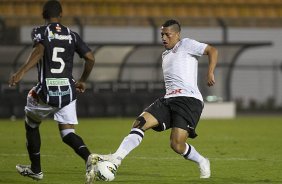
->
[[162, 38, 207, 102]]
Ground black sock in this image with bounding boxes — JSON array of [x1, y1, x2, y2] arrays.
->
[[25, 122, 41, 173], [62, 133, 91, 162]]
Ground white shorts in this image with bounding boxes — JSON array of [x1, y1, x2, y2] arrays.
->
[[25, 89, 78, 125]]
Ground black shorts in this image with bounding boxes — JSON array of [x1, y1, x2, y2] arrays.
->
[[144, 96, 203, 138]]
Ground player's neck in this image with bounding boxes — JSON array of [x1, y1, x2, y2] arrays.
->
[[46, 17, 61, 24]]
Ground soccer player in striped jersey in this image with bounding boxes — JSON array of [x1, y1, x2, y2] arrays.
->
[[91, 19, 218, 180], [9, 0, 96, 182]]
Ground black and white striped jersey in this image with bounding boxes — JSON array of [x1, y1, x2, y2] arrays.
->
[[31, 23, 91, 108]]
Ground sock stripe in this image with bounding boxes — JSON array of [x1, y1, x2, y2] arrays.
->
[[131, 128, 145, 133], [78, 145, 87, 149], [183, 144, 191, 158], [130, 131, 144, 138]]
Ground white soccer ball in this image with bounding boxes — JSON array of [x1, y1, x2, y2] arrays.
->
[[95, 160, 117, 181]]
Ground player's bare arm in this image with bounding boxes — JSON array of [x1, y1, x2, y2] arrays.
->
[[9, 43, 44, 87], [204, 45, 218, 87], [75, 51, 95, 93]]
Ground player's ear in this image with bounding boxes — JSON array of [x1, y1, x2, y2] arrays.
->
[[176, 32, 181, 39]]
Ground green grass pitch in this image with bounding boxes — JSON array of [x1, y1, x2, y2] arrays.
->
[[0, 116, 281, 184]]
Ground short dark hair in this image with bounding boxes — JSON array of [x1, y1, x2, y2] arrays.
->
[[162, 19, 181, 32], [42, 0, 62, 20]]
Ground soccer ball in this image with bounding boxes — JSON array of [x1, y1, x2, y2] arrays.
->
[[95, 160, 117, 181]]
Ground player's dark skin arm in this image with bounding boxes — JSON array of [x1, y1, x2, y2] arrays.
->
[[75, 51, 95, 93], [9, 43, 44, 87], [204, 45, 218, 87]]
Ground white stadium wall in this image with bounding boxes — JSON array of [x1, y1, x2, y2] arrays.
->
[[201, 102, 236, 119]]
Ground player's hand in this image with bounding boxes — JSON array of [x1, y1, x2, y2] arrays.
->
[[75, 81, 86, 93], [9, 71, 24, 87], [207, 73, 215, 87]]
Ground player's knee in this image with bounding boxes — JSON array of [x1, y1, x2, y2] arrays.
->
[[25, 116, 41, 129], [60, 129, 75, 140], [132, 116, 146, 130]]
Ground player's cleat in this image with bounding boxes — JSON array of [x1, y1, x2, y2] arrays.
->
[[199, 158, 211, 179], [85, 154, 105, 184], [16, 164, 43, 180]]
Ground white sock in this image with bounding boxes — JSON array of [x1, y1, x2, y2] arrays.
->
[[182, 143, 205, 164], [113, 128, 144, 160]]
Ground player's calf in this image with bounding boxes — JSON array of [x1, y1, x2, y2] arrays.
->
[[170, 140, 187, 154], [61, 129, 91, 162]]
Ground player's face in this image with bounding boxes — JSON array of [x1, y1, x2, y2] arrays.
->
[[161, 26, 180, 50]]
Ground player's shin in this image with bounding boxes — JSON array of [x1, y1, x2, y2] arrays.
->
[[112, 128, 144, 161], [61, 129, 91, 162], [25, 121, 41, 173]]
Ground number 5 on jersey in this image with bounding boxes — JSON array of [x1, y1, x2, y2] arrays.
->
[[51, 47, 65, 73]]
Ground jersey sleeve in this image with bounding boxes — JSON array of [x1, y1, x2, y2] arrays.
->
[[31, 27, 44, 47], [183, 38, 207, 57], [72, 32, 91, 58]]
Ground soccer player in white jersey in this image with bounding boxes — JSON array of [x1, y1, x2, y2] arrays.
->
[[9, 1, 97, 183], [90, 19, 218, 181]]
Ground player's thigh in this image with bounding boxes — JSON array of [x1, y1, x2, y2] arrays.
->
[[169, 97, 203, 138], [55, 100, 78, 129]]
